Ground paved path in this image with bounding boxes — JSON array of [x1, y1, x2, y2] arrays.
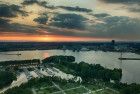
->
[[51, 86, 82, 94], [34, 83, 120, 94], [32, 88, 37, 94], [92, 88, 104, 93], [81, 85, 92, 94], [52, 82, 66, 94], [106, 87, 120, 94]]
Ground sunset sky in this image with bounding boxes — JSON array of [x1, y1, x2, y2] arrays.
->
[[0, 0, 140, 42]]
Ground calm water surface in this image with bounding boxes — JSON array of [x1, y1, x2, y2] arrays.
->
[[0, 50, 140, 84]]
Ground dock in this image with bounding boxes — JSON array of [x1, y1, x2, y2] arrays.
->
[[118, 58, 140, 60]]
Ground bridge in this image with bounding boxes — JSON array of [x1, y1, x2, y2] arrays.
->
[[119, 58, 140, 60]]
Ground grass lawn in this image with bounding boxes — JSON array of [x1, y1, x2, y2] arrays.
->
[[33, 82, 120, 94], [36, 86, 60, 94], [58, 82, 80, 90], [83, 84, 103, 91], [65, 86, 88, 94], [93, 88, 119, 94]]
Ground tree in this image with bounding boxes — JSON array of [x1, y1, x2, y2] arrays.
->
[[0, 71, 16, 89]]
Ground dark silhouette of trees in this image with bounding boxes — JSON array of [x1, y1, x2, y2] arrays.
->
[[0, 71, 16, 89], [113, 83, 140, 94], [43, 55, 75, 63], [0, 59, 40, 66], [43, 56, 122, 82]]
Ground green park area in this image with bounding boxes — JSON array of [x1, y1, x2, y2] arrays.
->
[[0, 55, 140, 94], [4, 76, 119, 94]]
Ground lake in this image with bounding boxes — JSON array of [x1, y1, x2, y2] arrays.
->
[[0, 50, 140, 84]]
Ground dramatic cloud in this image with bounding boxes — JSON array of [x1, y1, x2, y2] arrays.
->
[[93, 13, 110, 18], [33, 12, 140, 40], [36, 15, 140, 41], [128, 6, 140, 13], [22, 0, 48, 7], [0, 18, 39, 34], [34, 14, 49, 24], [8, 23, 38, 34], [50, 14, 87, 29], [22, 0, 93, 12], [90, 16, 140, 40], [0, 4, 27, 17], [0, 18, 10, 32], [0, 18, 9, 25], [22, 0, 39, 5], [100, 0, 140, 14], [100, 0, 140, 4], [0, 0, 139, 41], [59, 6, 92, 13]]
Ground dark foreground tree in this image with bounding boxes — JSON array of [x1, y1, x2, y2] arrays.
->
[[0, 71, 16, 89]]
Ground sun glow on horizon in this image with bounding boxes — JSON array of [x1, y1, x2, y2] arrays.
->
[[0, 34, 110, 42]]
